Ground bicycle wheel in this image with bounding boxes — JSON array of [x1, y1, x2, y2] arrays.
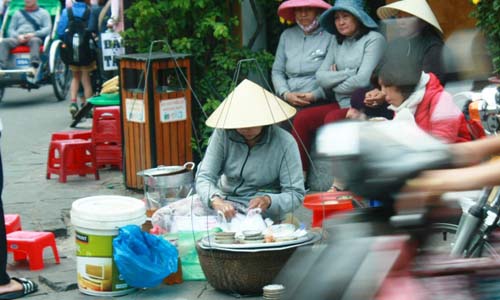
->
[[421, 223, 498, 258]]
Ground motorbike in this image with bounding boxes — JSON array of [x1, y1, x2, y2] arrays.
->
[[275, 121, 500, 300]]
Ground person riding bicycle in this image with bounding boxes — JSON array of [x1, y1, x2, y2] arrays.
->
[[0, 0, 51, 72]]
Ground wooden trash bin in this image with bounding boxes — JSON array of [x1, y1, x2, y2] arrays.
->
[[118, 52, 193, 189]]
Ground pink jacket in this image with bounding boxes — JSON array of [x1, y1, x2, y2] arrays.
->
[[414, 73, 471, 143]]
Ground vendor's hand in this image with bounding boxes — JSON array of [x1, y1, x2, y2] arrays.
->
[[286, 92, 311, 107], [211, 198, 236, 219], [364, 88, 386, 107], [248, 195, 272, 213]]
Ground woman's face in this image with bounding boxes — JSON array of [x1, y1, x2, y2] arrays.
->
[[395, 11, 425, 37], [334, 11, 359, 37], [236, 126, 264, 141], [295, 7, 319, 27], [379, 82, 405, 107]]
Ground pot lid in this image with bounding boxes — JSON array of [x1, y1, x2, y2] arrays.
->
[[137, 162, 195, 177]]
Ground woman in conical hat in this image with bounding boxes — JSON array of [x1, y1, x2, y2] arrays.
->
[[272, 0, 332, 108], [352, 0, 446, 120], [196, 79, 305, 221]]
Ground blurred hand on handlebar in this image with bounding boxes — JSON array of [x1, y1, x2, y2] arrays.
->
[[396, 136, 500, 210]]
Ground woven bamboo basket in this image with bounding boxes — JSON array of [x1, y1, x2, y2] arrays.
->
[[196, 243, 296, 295]]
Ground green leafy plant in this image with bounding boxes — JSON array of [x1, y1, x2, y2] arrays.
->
[[123, 0, 277, 159], [471, 0, 500, 74]]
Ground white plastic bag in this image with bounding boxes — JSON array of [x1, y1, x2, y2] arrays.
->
[[218, 208, 271, 235]]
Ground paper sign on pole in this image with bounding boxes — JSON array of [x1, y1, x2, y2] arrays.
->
[[159, 97, 187, 123]]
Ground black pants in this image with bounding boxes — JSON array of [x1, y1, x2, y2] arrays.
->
[[0, 146, 10, 284]]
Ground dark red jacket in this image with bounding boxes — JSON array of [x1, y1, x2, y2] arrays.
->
[[414, 73, 472, 143]]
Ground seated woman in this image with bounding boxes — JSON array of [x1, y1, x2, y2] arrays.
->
[[355, 0, 446, 118], [292, 0, 386, 175], [378, 55, 471, 143], [272, 0, 332, 108], [196, 79, 305, 222]]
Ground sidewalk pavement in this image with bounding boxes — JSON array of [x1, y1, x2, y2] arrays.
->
[[2, 119, 313, 300]]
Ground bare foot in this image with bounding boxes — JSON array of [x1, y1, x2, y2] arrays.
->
[[0, 279, 23, 294]]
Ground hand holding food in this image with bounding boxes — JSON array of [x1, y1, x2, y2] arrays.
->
[[211, 197, 236, 219], [248, 195, 271, 213]]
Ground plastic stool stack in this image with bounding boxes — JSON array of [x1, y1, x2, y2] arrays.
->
[[92, 106, 122, 170], [6, 231, 60, 270], [46, 139, 99, 183]]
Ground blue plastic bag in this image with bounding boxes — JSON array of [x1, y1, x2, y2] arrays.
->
[[113, 225, 178, 288]]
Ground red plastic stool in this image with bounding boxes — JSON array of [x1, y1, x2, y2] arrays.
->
[[51, 130, 92, 141], [46, 139, 99, 183], [303, 192, 356, 227], [92, 106, 121, 145], [95, 143, 122, 170], [4, 214, 22, 234], [6, 231, 60, 270]]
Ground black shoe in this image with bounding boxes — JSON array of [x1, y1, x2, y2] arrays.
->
[[31, 61, 40, 68]]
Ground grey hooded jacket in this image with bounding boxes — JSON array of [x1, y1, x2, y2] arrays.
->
[[272, 25, 332, 102], [196, 126, 305, 221]]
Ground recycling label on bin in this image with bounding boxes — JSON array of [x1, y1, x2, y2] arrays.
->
[[159, 97, 187, 123]]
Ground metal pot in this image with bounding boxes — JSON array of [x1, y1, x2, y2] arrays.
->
[[137, 162, 195, 210], [137, 162, 195, 188]]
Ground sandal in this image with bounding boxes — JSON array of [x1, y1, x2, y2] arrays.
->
[[0, 277, 38, 299]]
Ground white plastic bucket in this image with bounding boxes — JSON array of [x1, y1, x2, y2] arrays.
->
[[70, 195, 146, 296]]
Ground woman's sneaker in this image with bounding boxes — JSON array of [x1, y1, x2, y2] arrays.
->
[[69, 103, 79, 119]]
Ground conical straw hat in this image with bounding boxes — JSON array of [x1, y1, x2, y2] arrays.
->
[[377, 0, 443, 33], [205, 79, 296, 129]]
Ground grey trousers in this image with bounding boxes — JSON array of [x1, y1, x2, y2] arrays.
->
[[0, 36, 42, 68]]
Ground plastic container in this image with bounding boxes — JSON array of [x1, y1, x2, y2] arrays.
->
[[70, 196, 146, 296], [303, 192, 355, 227]]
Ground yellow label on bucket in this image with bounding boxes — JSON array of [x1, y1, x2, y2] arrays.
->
[[76, 231, 132, 296]]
